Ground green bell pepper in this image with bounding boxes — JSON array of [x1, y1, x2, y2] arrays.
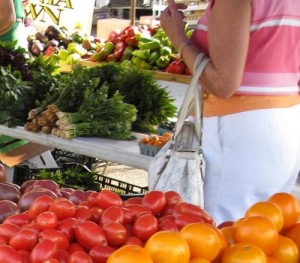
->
[[131, 57, 152, 70], [132, 49, 151, 60], [156, 55, 171, 68]]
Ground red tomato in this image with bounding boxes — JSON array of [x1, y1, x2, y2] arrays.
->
[[29, 239, 58, 263], [164, 190, 183, 205], [56, 217, 78, 241], [121, 207, 135, 224], [9, 228, 38, 251], [68, 242, 86, 254], [173, 202, 214, 225], [100, 206, 124, 225], [36, 211, 59, 230], [158, 217, 179, 232], [56, 249, 70, 263], [68, 189, 87, 205], [89, 206, 103, 223], [74, 206, 91, 223], [174, 213, 204, 230], [141, 191, 167, 216], [96, 189, 123, 209], [49, 198, 76, 220], [68, 251, 93, 263], [125, 204, 152, 221], [89, 245, 116, 263], [28, 195, 55, 219], [21, 222, 40, 233], [18, 249, 30, 262], [42, 259, 59, 263], [102, 222, 127, 246], [124, 223, 133, 237], [74, 221, 107, 250], [0, 235, 7, 245], [133, 213, 159, 242], [123, 196, 143, 205], [3, 213, 31, 227], [39, 229, 70, 250], [0, 245, 24, 262], [122, 236, 144, 247], [160, 203, 177, 216], [0, 223, 21, 241], [86, 192, 99, 208]]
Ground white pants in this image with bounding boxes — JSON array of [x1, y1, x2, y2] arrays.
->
[[202, 104, 300, 225]]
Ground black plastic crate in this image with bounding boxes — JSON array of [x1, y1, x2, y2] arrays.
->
[[13, 162, 148, 195], [96, 174, 148, 195]]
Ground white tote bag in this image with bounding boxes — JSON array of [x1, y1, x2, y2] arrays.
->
[[148, 54, 210, 207]]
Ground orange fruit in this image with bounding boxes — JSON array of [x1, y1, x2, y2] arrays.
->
[[245, 201, 284, 232], [107, 245, 153, 263], [220, 226, 237, 246], [189, 258, 210, 263], [285, 222, 300, 252], [179, 222, 222, 261], [270, 235, 299, 263], [145, 231, 190, 263], [266, 257, 280, 263], [222, 242, 267, 263], [234, 216, 279, 256], [268, 192, 300, 230]]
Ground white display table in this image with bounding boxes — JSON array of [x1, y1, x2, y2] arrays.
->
[[0, 125, 153, 171]]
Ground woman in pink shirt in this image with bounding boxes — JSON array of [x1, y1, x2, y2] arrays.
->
[[160, 0, 300, 224]]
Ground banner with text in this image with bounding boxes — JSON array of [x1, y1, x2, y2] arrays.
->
[[25, 0, 96, 36]]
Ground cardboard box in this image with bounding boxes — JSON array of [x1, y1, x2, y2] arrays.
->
[[97, 19, 130, 39], [0, 142, 53, 167]]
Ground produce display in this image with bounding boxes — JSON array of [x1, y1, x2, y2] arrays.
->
[[0, 41, 177, 136], [0, 170, 299, 263], [27, 25, 192, 75]]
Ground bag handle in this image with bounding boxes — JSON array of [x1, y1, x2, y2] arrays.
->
[[174, 53, 210, 140]]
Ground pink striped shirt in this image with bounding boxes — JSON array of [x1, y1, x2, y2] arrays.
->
[[190, 0, 300, 95]]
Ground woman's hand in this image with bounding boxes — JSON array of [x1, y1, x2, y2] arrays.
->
[[159, 0, 189, 51]]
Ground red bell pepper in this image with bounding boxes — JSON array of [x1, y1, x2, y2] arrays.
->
[[113, 41, 127, 60], [125, 36, 138, 46], [107, 30, 119, 43], [165, 60, 186, 75]]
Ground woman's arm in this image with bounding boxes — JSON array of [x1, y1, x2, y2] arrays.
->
[[160, 0, 252, 99], [0, 0, 16, 36]]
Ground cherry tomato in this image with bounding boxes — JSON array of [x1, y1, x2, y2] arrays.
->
[[89, 245, 116, 263], [39, 229, 70, 250], [9, 228, 38, 251], [56, 217, 78, 241], [102, 222, 127, 246], [36, 211, 59, 230], [68, 251, 93, 263], [141, 190, 167, 216], [27, 195, 55, 219], [74, 221, 107, 250], [96, 189, 123, 209], [100, 206, 124, 225], [3, 213, 31, 227], [0, 245, 24, 262], [29, 239, 58, 263], [133, 213, 159, 242], [49, 198, 76, 220]]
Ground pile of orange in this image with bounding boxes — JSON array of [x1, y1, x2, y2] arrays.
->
[[107, 192, 300, 263], [139, 132, 173, 147]]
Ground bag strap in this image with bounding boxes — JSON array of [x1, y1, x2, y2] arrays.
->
[[174, 53, 210, 140]]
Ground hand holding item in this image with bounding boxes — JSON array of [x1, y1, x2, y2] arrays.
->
[[159, 0, 189, 51]]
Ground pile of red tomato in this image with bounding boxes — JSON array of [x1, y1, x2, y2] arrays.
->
[[0, 165, 300, 263]]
